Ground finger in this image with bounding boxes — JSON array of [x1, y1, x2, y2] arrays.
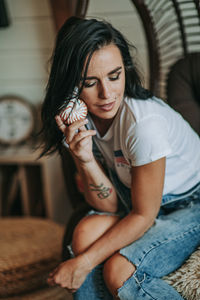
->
[[70, 289, 77, 293], [47, 277, 56, 286], [69, 118, 88, 132], [77, 136, 94, 148], [71, 130, 96, 146], [55, 115, 66, 133], [64, 287, 77, 292], [79, 125, 87, 132], [49, 266, 59, 277], [48, 271, 56, 279], [67, 119, 89, 144]]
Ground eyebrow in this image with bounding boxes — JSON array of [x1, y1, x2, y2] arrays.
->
[[83, 66, 122, 80]]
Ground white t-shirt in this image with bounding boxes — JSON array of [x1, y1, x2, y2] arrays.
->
[[87, 96, 200, 195]]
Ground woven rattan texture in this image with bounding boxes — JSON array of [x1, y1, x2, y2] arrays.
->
[[0, 217, 64, 297], [1, 286, 72, 300]]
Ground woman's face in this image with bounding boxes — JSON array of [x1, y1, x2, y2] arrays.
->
[[79, 44, 125, 123]]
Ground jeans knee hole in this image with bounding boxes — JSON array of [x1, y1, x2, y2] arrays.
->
[[134, 272, 146, 286]]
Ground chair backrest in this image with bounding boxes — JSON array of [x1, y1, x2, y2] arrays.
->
[[167, 53, 200, 135], [131, 0, 200, 99]]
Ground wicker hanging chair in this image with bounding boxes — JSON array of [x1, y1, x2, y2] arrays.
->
[[132, 0, 200, 99]]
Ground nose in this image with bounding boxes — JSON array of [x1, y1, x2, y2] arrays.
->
[[98, 81, 112, 99]]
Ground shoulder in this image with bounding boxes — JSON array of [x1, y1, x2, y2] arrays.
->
[[119, 96, 170, 133], [122, 96, 170, 121], [118, 97, 172, 166]]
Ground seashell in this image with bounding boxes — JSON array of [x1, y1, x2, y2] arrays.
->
[[59, 98, 88, 125]]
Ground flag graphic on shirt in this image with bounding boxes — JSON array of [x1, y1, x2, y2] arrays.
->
[[114, 150, 129, 165]]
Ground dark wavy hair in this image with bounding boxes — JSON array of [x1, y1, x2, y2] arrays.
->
[[40, 16, 152, 156]]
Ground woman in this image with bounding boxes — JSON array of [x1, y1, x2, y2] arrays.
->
[[41, 16, 200, 299]]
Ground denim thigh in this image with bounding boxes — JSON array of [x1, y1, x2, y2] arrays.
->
[[119, 200, 200, 277]]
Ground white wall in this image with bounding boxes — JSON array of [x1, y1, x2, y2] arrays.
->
[[0, 0, 56, 105]]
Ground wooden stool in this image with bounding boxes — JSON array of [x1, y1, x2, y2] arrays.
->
[[0, 217, 65, 298], [1, 286, 72, 300]]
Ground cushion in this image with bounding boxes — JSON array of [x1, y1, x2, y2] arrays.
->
[[0, 217, 64, 297], [164, 246, 200, 300], [167, 53, 200, 135]]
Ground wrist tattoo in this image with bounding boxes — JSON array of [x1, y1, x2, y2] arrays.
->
[[89, 183, 112, 199]]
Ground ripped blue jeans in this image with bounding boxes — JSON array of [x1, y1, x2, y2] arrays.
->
[[73, 177, 200, 300]]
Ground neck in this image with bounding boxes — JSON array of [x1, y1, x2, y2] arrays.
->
[[91, 115, 114, 137]]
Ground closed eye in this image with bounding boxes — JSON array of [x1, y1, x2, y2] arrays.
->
[[83, 72, 121, 88], [109, 72, 121, 81], [82, 66, 122, 88], [83, 80, 96, 88]]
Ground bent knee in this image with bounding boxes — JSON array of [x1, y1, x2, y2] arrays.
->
[[72, 214, 120, 255], [103, 253, 136, 295]]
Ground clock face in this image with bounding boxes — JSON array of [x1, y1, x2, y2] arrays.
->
[[0, 97, 34, 144]]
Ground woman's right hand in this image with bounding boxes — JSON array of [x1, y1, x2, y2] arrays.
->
[[55, 115, 96, 163]]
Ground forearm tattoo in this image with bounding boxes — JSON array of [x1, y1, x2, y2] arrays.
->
[[89, 183, 112, 199]]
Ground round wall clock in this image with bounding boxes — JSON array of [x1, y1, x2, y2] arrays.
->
[[0, 96, 35, 145]]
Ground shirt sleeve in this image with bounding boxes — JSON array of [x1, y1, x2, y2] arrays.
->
[[125, 115, 172, 166]]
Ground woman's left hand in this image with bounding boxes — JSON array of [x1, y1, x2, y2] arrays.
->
[[47, 254, 91, 293]]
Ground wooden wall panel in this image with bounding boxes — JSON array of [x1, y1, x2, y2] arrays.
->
[[87, 0, 134, 14], [8, 0, 52, 17], [0, 0, 55, 104], [0, 19, 55, 50]]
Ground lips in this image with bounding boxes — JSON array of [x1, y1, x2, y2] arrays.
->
[[98, 101, 115, 111]]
